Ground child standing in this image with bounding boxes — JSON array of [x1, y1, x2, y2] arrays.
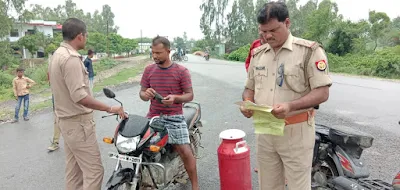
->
[[12, 68, 35, 123]]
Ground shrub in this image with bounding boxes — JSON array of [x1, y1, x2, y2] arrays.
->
[[225, 44, 400, 79], [328, 45, 400, 78], [191, 47, 202, 53], [227, 44, 250, 62]]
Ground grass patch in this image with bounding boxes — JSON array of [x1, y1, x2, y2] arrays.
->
[[31, 99, 53, 112], [0, 57, 126, 103], [93, 61, 147, 92], [0, 99, 52, 121]]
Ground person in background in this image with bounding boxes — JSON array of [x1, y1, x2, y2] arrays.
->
[[84, 49, 94, 90], [12, 68, 36, 123], [47, 69, 60, 152], [244, 32, 266, 73]]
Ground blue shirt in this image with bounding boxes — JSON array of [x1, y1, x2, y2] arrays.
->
[[84, 57, 94, 78]]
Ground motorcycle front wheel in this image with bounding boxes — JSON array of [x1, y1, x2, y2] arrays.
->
[[183, 56, 188, 61]]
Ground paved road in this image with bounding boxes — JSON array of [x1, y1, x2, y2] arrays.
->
[[1, 54, 400, 190]]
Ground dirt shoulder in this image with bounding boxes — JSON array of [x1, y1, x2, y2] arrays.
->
[[0, 56, 150, 123]]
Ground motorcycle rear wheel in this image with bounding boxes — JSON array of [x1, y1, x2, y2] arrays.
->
[[312, 157, 339, 189]]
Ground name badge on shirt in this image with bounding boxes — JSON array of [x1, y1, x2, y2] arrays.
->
[[255, 66, 266, 70]]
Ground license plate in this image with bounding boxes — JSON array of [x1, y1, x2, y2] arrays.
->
[[108, 152, 142, 164]]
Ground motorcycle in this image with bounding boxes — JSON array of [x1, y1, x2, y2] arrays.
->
[[101, 88, 203, 190], [312, 124, 400, 190], [171, 53, 188, 62], [204, 53, 209, 61]]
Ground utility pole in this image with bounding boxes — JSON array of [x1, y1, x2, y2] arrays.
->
[[140, 29, 143, 53], [106, 20, 109, 57]]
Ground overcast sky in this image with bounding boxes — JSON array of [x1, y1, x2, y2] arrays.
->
[[24, 0, 400, 40]]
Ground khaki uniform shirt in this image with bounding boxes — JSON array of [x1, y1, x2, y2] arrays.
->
[[13, 76, 35, 97], [245, 34, 332, 115], [48, 42, 92, 118]]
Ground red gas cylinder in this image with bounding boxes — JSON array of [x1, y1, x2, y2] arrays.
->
[[218, 129, 252, 190]]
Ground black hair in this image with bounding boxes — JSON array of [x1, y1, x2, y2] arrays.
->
[[87, 49, 94, 55], [152, 36, 170, 49], [62, 18, 87, 41], [257, 1, 289, 24], [16, 68, 25, 72]]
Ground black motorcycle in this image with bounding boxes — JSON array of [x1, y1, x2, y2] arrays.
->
[[312, 124, 400, 190], [101, 88, 202, 190]]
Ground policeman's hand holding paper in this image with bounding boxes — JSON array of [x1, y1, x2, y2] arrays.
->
[[236, 100, 285, 136]]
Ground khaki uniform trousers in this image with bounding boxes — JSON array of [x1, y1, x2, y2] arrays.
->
[[58, 112, 104, 190], [53, 113, 60, 144], [256, 120, 315, 190]]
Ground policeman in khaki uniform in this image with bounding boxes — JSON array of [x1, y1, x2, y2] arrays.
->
[[240, 2, 332, 190], [49, 18, 127, 190]]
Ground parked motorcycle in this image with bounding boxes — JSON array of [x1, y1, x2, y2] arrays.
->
[[101, 88, 203, 190], [312, 124, 400, 190]]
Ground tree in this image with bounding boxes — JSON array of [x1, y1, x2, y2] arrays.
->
[[28, 0, 118, 34], [368, 11, 391, 51], [108, 33, 124, 55], [183, 32, 188, 43], [173, 37, 185, 49], [18, 32, 41, 58], [87, 32, 107, 53], [200, 0, 229, 46], [121, 38, 137, 56], [303, 0, 339, 44]]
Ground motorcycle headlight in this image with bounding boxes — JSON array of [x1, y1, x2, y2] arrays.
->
[[115, 134, 141, 153]]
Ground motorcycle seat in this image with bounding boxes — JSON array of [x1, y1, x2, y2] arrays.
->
[[328, 125, 374, 149], [183, 105, 200, 127]]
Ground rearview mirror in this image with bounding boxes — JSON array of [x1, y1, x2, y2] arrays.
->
[[103, 88, 116, 99]]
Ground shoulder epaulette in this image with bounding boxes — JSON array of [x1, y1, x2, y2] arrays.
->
[[252, 44, 269, 58], [293, 37, 323, 50]]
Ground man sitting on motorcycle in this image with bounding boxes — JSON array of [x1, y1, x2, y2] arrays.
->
[[139, 36, 199, 190]]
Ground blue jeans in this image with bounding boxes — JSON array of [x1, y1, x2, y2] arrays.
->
[[15, 94, 29, 120], [89, 77, 94, 90]]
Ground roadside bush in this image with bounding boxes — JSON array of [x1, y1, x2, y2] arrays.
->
[[0, 72, 17, 100], [227, 44, 250, 62], [191, 47, 202, 53], [224, 44, 400, 79], [328, 45, 400, 78]]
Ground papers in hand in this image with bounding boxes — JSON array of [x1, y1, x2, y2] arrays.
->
[[236, 100, 285, 136]]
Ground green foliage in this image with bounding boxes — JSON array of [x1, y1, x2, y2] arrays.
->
[[0, 41, 20, 68], [93, 57, 119, 75], [0, 71, 15, 88], [24, 63, 48, 85], [18, 33, 40, 57], [227, 44, 250, 62], [28, 0, 118, 34], [328, 46, 400, 78], [191, 47, 202, 53], [121, 38, 137, 55]]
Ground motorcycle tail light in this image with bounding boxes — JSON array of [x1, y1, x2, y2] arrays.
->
[[149, 145, 161, 152]]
